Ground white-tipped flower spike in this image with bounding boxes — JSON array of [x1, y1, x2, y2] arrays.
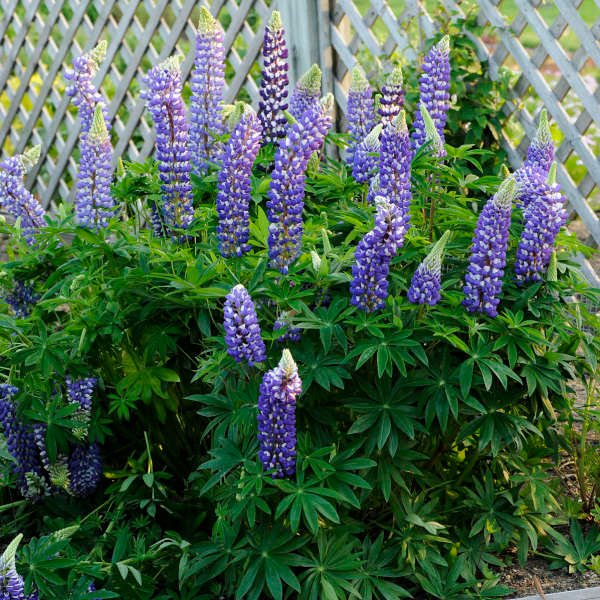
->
[[421, 104, 445, 157], [546, 250, 558, 282], [492, 176, 518, 210], [351, 65, 370, 92], [346, 67, 376, 166], [198, 5, 220, 34], [89, 40, 107, 69], [534, 108, 552, 150], [225, 101, 256, 130], [20, 145, 41, 172], [88, 103, 110, 144], [379, 65, 405, 125], [288, 64, 322, 119], [1, 533, 23, 571], [352, 123, 383, 183]]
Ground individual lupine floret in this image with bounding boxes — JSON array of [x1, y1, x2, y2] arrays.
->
[[0, 534, 40, 600], [515, 163, 567, 283], [142, 56, 194, 235], [189, 7, 226, 176], [288, 64, 322, 120], [352, 124, 382, 184], [407, 230, 451, 306], [258, 11, 289, 144], [67, 442, 102, 497], [411, 35, 451, 149], [421, 104, 445, 157], [223, 284, 267, 367], [2, 281, 39, 318], [216, 103, 262, 258], [350, 197, 407, 312], [64, 41, 109, 135], [267, 95, 333, 273], [257, 349, 301, 478], [0, 146, 46, 245], [346, 66, 376, 166], [76, 104, 115, 230], [462, 176, 517, 317], [65, 375, 97, 440], [379, 65, 405, 125]]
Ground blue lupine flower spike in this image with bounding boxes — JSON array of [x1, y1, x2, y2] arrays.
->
[[352, 123, 382, 184], [379, 65, 405, 126], [408, 230, 451, 306], [346, 66, 376, 166], [288, 64, 322, 120]]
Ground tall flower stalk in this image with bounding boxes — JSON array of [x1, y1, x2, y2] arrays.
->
[[346, 66, 376, 166], [216, 103, 262, 257], [76, 104, 115, 230], [142, 56, 194, 236], [189, 6, 226, 176], [462, 176, 517, 317], [67, 442, 102, 497], [288, 64, 322, 120], [408, 230, 451, 306], [258, 11, 289, 145], [257, 349, 301, 478], [267, 95, 333, 273], [378, 65, 405, 125], [352, 123, 382, 184]]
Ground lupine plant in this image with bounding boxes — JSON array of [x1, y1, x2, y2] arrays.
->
[[288, 64, 322, 120], [346, 66, 376, 166]]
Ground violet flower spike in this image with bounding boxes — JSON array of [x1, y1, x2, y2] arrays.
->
[[350, 196, 406, 312], [142, 55, 194, 236], [462, 176, 517, 317], [76, 104, 115, 230], [0, 146, 46, 245], [267, 95, 333, 273], [258, 11, 289, 145], [216, 103, 262, 257], [515, 163, 567, 284], [68, 442, 102, 497], [2, 280, 39, 318], [379, 65, 405, 126], [223, 284, 267, 367], [408, 230, 451, 306], [352, 123, 382, 184], [346, 66, 376, 166], [257, 349, 301, 478], [411, 35, 450, 150], [288, 64, 322, 120]]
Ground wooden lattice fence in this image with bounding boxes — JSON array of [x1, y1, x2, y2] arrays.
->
[[1, 0, 599, 280]]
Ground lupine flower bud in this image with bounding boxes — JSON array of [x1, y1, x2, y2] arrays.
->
[[267, 95, 333, 273], [352, 124, 382, 183], [0, 147, 45, 245], [412, 35, 451, 150], [546, 250, 558, 282], [350, 196, 406, 312], [288, 64, 322, 120], [76, 104, 115, 230], [462, 177, 517, 317], [421, 104, 445, 157], [216, 104, 262, 257], [515, 163, 567, 284], [346, 66, 376, 166], [142, 56, 194, 236], [257, 349, 301, 478], [379, 66, 405, 125], [189, 7, 226, 176], [65, 376, 97, 440], [259, 11, 289, 144], [64, 41, 109, 135], [0, 534, 40, 600], [223, 284, 267, 366], [2, 281, 39, 318], [408, 230, 451, 306], [68, 442, 101, 497]]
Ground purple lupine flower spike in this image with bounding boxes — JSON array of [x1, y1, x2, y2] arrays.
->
[[76, 104, 115, 230], [288, 64, 322, 120], [515, 163, 567, 284], [412, 35, 451, 150], [217, 103, 262, 258], [189, 6, 226, 176], [352, 124, 382, 184], [223, 284, 267, 366], [379, 65, 405, 126], [0, 146, 46, 245], [267, 95, 333, 273], [462, 176, 517, 317], [421, 104, 445, 157], [2, 281, 39, 318], [66, 376, 97, 440], [350, 196, 407, 312], [408, 230, 451, 306], [346, 66, 376, 166], [257, 349, 301, 478], [68, 442, 101, 497], [258, 11, 289, 145], [64, 41, 109, 135], [142, 55, 194, 236]]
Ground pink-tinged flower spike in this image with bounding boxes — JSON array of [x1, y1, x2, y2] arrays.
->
[[408, 230, 451, 306], [223, 284, 267, 367], [64, 41, 109, 135], [142, 55, 194, 236], [346, 66, 376, 166], [216, 103, 262, 257], [258, 11, 289, 145], [462, 176, 517, 317], [352, 123, 382, 184], [267, 94, 333, 273], [288, 64, 322, 120], [189, 6, 226, 176], [421, 103, 445, 157], [257, 349, 301, 478], [379, 65, 405, 126], [515, 163, 567, 284], [0, 146, 45, 245], [76, 104, 115, 230], [411, 35, 451, 150], [350, 196, 407, 312]]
